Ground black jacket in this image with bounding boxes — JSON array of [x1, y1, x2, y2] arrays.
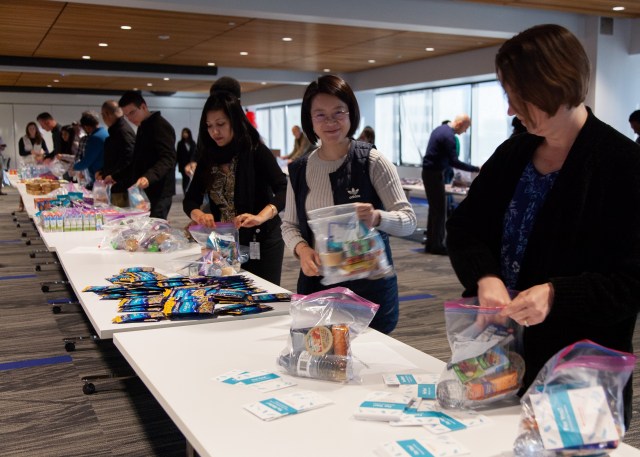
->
[[447, 110, 640, 390], [101, 116, 136, 193], [132, 111, 176, 201]]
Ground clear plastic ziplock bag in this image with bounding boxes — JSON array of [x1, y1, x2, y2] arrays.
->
[[307, 203, 394, 286], [187, 223, 247, 276], [513, 340, 636, 457], [101, 216, 190, 252], [128, 185, 151, 212], [277, 287, 379, 383], [436, 298, 524, 409]]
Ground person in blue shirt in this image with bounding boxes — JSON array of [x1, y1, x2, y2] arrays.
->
[[74, 111, 108, 189], [421, 115, 479, 255]]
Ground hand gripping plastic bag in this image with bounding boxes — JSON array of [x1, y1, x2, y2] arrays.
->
[[92, 180, 111, 205], [307, 203, 394, 286], [277, 287, 379, 383], [128, 185, 151, 212], [513, 340, 636, 457], [436, 298, 524, 409], [185, 223, 247, 276]]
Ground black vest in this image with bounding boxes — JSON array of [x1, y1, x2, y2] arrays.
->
[[288, 140, 384, 246]]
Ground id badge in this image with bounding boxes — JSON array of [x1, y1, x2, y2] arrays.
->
[[250, 241, 261, 260]]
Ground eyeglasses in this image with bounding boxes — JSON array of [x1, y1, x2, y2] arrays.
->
[[311, 110, 349, 123]]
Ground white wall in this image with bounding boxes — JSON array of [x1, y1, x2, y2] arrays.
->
[[592, 18, 640, 139], [0, 92, 207, 170]]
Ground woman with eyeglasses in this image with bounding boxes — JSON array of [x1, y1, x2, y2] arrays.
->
[[183, 90, 287, 285], [281, 75, 417, 334]]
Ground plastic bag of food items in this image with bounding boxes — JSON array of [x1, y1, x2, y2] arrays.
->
[[436, 297, 524, 409], [277, 287, 378, 383], [513, 340, 635, 457], [185, 223, 247, 276], [307, 203, 393, 286], [101, 216, 189, 252], [128, 185, 151, 211]]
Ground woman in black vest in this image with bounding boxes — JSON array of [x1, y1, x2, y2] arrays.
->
[[282, 75, 416, 334], [183, 91, 287, 285]]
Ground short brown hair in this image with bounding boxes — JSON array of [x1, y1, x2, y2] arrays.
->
[[496, 24, 590, 122], [301, 75, 360, 145]]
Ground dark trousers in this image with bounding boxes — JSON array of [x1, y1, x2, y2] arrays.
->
[[242, 227, 285, 286], [422, 168, 446, 252], [150, 195, 173, 220]]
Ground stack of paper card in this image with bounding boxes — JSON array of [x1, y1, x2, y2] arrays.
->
[[243, 390, 333, 421], [354, 391, 415, 422], [214, 369, 296, 392], [375, 435, 470, 457], [391, 399, 490, 433]]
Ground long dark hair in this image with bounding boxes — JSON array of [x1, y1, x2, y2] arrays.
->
[[59, 125, 77, 154], [197, 91, 261, 159], [25, 121, 44, 144]]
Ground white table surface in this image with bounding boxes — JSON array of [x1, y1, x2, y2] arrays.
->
[[56, 244, 291, 339], [113, 315, 640, 457]]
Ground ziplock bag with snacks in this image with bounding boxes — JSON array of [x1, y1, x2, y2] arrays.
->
[[128, 185, 151, 211], [101, 216, 189, 252], [185, 224, 247, 276], [436, 298, 524, 409], [307, 203, 394, 286], [277, 287, 378, 383], [513, 340, 636, 457]]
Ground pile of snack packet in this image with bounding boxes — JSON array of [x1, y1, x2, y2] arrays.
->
[[277, 287, 379, 382], [82, 267, 290, 324], [101, 217, 190, 252], [513, 340, 635, 456], [307, 203, 394, 285], [436, 298, 525, 409]]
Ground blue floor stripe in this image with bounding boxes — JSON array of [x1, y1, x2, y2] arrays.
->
[[0, 239, 23, 244], [399, 293, 434, 302], [0, 274, 38, 281], [409, 196, 428, 206], [0, 355, 73, 371]]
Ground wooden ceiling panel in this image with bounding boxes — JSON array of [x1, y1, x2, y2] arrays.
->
[[0, 72, 21, 86], [463, 0, 640, 17], [0, 0, 64, 56]]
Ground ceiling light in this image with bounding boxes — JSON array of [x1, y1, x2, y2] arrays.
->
[[368, 59, 376, 63], [240, 51, 249, 56], [98, 42, 108, 47], [82, 55, 91, 60], [147, 83, 153, 87], [47, 84, 52, 88], [323, 68, 331, 73], [282, 37, 292, 42], [120, 25, 132, 30], [53, 79, 59, 83], [207, 62, 216, 66], [158, 35, 170, 40], [612, 6, 625, 11], [163, 77, 170, 81], [228, 22, 236, 26], [425, 47, 435, 52], [133, 87, 138, 91], [261, 82, 267, 85]]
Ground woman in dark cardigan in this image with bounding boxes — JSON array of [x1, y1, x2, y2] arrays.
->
[[183, 91, 287, 285], [446, 24, 640, 427]]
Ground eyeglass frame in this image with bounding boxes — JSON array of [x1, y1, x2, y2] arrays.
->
[[311, 109, 350, 124]]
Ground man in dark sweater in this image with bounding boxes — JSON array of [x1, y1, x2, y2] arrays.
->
[[629, 110, 640, 144], [97, 100, 136, 207], [36, 112, 62, 161], [118, 91, 176, 219], [421, 114, 479, 255]]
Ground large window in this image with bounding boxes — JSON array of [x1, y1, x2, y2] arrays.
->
[[376, 80, 510, 167], [255, 103, 302, 156]]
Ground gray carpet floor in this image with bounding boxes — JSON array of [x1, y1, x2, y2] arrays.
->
[[0, 183, 638, 455]]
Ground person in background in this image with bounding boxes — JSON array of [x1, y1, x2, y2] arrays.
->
[[59, 125, 79, 156], [0, 137, 6, 196], [357, 125, 375, 145], [629, 110, 640, 144], [36, 112, 62, 161], [18, 122, 49, 166], [97, 100, 136, 207], [73, 111, 108, 189], [282, 75, 417, 334], [183, 90, 287, 285], [185, 77, 243, 177], [422, 114, 479, 255], [176, 127, 196, 192], [119, 90, 176, 219], [446, 24, 640, 427], [510, 116, 527, 137], [245, 107, 257, 129], [281, 125, 312, 163]]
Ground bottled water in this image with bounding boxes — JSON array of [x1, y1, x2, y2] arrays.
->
[[278, 350, 351, 382]]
